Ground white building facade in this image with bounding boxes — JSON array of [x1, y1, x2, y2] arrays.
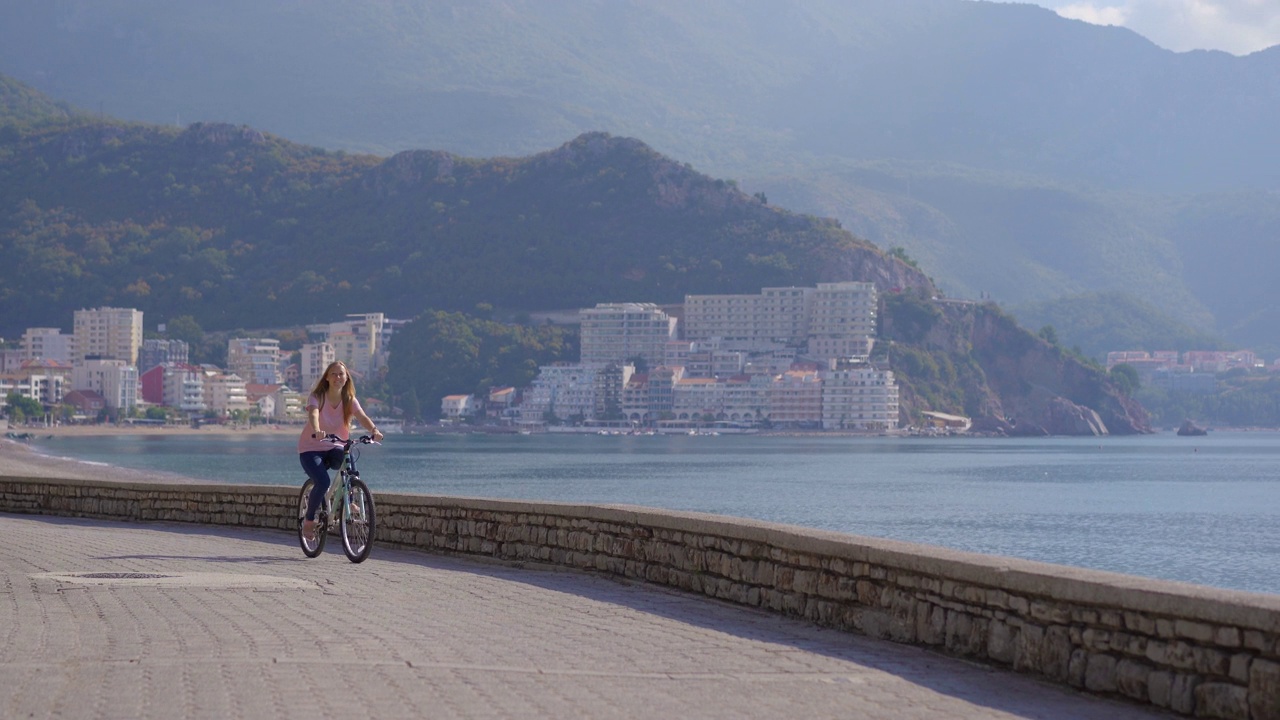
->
[[579, 303, 676, 368], [227, 338, 284, 385], [73, 307, 143, 366]]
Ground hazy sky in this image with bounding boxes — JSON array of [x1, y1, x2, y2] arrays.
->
[[1011, 0, 1280, 55]]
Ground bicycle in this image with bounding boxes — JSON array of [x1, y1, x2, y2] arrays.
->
[[297, 434, 379, 563]]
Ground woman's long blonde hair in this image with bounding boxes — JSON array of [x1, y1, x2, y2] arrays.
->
[[311, 361, 355, 425]]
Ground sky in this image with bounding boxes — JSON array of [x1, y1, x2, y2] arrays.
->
[[1010, 0, 1280, 54]]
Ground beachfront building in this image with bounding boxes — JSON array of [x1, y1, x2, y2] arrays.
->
[[73, 307, 143, 366], [519, 364, 600, 425], [722, 374, 772, 425], [579, 303, 676, 368], [821, 365, 899, 431], [0, 359, 70, 407], [672, 377, 725, 423], [21, 328, 74, 364], [441, 394, 477, 420], [71, 359, 138, 410], [139, 363, 204, 414], [592, 364, 633, 421], [226, 338, 285, 385], [768, 369, 823, 428], [202, 369, 250, 417]]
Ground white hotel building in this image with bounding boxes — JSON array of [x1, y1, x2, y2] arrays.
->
[[684, 282, 877, 361], [579, 303, 676, 368]]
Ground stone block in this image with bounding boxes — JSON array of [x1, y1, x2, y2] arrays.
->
[[1196, 648, 1233, 679], [1068, 648, 1087, 687], [1148, 669, 1174, 708], [1175, 619, 1215, 643], [1084, 653, 1118, 693], [1228, 653, 1250, 684], [1044, 625, 1075, 683], [1194, 682, 1248, 720], [1214, 626, 1241, 648], [1244, 630, 1273, 654], [1251, 659, 1280, 720], [988, 619, 1016, 664], [1171, 673, 1201, 715], [1115, 659, 1152, 701], [1014, 622, 1045, 673]]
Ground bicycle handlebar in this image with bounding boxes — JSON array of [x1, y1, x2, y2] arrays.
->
[[320, 433, 382, 446]]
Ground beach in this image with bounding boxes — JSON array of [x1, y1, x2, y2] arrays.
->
[[1, 423, 295, 483]]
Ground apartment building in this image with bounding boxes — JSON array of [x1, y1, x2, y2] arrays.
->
[[202, 369, 250, 416], [1, 359, 70, 406], [592, 363, 634, 420], [768, 370, 823, 427], [685, 282, 876, 361], [579, 303, 676, 368], [21, 328, 74, 364], [520, 364, 601, 425], [305, 313, 399, 379], [227, 338, 285, 385], [138, 339, 189, 372], [300, 342, 336, 393], [721, 374, 771, 425], [72, 307, 143, 366], [807, 282, 877, 360], [672, 377, 725, 422], [821, 365, 899, 431], [71, 359, 138, 410], [139, 363, 205, 413]]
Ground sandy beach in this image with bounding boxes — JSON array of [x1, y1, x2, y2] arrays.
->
[[1, 423, 296, 484]]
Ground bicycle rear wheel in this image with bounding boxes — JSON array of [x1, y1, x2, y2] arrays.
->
[[340, 477, 375, 563], [298, 479, 326, 557]]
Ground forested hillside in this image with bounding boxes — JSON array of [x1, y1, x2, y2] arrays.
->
[[0, 117, 926, 338]]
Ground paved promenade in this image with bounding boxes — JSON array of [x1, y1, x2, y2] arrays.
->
[[3, 513, 1173, 719]]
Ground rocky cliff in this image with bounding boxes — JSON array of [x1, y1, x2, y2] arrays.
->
[[881, 293, 1150, 436]]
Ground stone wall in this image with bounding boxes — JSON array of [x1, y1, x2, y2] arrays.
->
[[3, 475, 1278, 719]]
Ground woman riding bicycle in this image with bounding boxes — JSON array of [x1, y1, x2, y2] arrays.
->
[[298, 361, 383, 539]]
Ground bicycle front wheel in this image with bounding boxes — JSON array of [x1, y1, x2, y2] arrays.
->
[[340, 477, 376, 563], [298, 479, 326, 558]]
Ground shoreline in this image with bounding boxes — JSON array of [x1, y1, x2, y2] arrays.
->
[[1, 424, 297, 484]]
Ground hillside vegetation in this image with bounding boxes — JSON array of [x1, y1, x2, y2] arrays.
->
[[0, 117, 924, 337]]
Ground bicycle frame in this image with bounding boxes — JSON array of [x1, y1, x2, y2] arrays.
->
[[321, 442, 363, 527]]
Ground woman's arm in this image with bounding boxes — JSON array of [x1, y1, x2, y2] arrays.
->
[[307, 406, 325, 439], [352, 404, 384, 441]]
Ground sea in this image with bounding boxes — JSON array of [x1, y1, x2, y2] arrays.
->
[[25, 430, 1280, 596]]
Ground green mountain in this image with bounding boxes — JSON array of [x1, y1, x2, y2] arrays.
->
[[0, 105, 1147, 433], [0, 117, 927, 335], [1, 1, 1275, 355]]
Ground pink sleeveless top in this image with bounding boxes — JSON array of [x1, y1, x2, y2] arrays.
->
[[297, 393, 364, 453]]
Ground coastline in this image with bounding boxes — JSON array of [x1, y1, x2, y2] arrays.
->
[[1, 424, 296, 484]]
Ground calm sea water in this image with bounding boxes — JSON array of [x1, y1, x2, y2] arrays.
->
[[27, 431, 1280, 596]]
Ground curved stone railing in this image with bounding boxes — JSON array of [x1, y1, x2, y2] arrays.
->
[[3, 475, 1278, 719]]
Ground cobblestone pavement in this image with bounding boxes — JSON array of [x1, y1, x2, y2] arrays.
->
[[2, 513, 1173, 719]]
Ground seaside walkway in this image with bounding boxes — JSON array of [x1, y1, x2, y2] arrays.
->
[[2, 513, 1172, 719]]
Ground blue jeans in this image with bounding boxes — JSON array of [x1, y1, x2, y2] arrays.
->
[[299, 448, 345, 521]]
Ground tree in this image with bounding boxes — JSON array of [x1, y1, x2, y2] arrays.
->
[[1038, 325, 1060, 347], [1109, 363, 1140, 396], [4, 392, 43, 423]]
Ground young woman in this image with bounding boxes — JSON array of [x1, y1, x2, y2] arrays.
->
[[298, 361, 383, 538]]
